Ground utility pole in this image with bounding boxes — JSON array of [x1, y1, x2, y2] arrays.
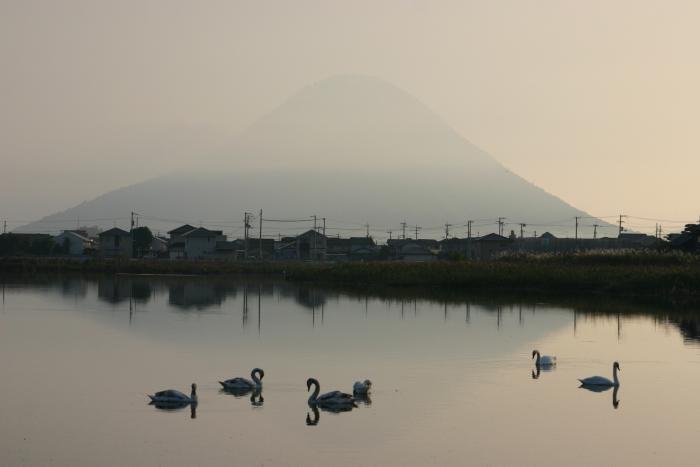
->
[[244, 212, 251, 260], [414, 225, 421, 240], [258, 209, 263, 260], [365, 223, 370, 238], [497, 217, 506, 236], [312, 215, 317, 261], [575, 216, 579, 241], [519, 223, 526, 239], [2, 220, 6, 234], [467, 220, 473, 239], [322, 217, 326, 237], [130, 212, 135, 231], [618, 214, 626, 236], [401, 222, 407, 240], [387, 230, 392, 241], [593, 224, 599, 239], [444, 223, 452, 239]]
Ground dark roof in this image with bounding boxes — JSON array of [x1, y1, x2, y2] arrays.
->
[[168, 224, 196, 235], [401, 243, 435, 255], [215, 241, 236, 251], [540, 232, 557, 239], [476, 233, 511, 242], [297, 229, 327, 240], [1, 233, 52, 240], [57, 231, 91, 242], [387, 239, 440, 248], [182, 227, 223, 238], [349, 237, 376, 247], [99, 227, 130, 237]]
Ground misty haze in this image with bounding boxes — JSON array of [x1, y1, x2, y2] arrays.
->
[[1, 2, 699, 467]]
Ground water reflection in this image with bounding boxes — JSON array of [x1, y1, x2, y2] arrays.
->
[[149, 401, 198, 419], [305, 405, 319, 426], [250, 390, 264, 407], [5, 274, 700, 466], [579, 385, 621, 410], [530, 365, 556, 380], [220, 387, 264, 408], [353, 393, 372, 406]]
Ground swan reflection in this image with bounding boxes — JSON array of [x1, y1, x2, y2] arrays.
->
[[306, 401, 360, 426], [531, 364, 555, 380], [149, 400, 198, 419], [220, 386, 265, 407], [250, 390, 264, 407], [578, 383, 621, 410], [353, 392, 372, 406]]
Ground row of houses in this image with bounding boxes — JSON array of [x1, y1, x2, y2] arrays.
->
[[97, 225, 516, 261], [2, 222, 696, 261]]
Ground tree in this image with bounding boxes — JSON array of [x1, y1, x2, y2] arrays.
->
[[131, 227, 153, 258]]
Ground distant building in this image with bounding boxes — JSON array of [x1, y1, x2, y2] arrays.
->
[[471, 233, 512, 260], [181, 227, 226, 259], [295, 230, 327, 260], [54, 231, 94, 256], [0, 233, 54, 256], [617, 232, 658, 248], [669, 223, 700, 253], [150, 236, 168, 256], [98, 228, 132, 257], [167, 224, 197, 246], [387, 239, 440, 261]]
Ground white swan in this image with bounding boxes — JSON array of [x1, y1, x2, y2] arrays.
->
[[532, 350, 557, 367], [148, 383, 197, 404], [220, 368, 264, 391], [353, 379, 372, 394], [307, 378, 357, 409], [579, 361, 620, 387]]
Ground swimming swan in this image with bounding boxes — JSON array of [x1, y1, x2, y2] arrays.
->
[[307, 378, 357, 409], [353, 379, 372, 394], [532, 350, 557, 367], [220, 368, 264, 391], [579, 361, 620, 387], [148, 383, 197, 404]]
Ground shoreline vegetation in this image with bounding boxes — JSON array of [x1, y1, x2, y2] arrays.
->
[[2, 251, 699, 304]]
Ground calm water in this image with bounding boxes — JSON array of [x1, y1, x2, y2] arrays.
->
[[1, 275, 700, 467]]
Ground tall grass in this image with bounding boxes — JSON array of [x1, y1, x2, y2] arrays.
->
[[1, 251, 699, 302]]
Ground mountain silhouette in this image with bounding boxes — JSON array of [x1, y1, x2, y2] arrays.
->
[[21, 75, 612, 238]]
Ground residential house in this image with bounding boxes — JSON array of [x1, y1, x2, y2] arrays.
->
[[181, 227, 226, 259], [275, 237, 299, 260], [150, 236, 168, 257], [295, 230, 327, 260], [471, 233, 512, 260], [669, 223, 700, 253], [439, 237, 472, 258], [387, 239, 440, 261], [98, 228, 132, 257], [54, 231, 94, 256], [166, 224, 196, 258], [0, 233, 54, 256]]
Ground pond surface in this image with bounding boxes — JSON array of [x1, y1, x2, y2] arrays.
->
[[1, 275, 700, 466]]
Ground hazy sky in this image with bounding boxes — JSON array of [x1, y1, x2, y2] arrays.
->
[[2, 0, 698, 233]]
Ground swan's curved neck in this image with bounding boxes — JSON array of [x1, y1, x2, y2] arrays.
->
[[251, 370, 262, 386], [613, 365, 620, 386], [191, 387, 198, 401], [308, 380, 320, 404], [533, 351, 541, 366]]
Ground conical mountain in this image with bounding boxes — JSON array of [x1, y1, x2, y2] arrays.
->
[[21, 75, 612, 239]]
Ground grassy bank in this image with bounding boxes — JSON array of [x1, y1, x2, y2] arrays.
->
[[1, 252, 699, 303]]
